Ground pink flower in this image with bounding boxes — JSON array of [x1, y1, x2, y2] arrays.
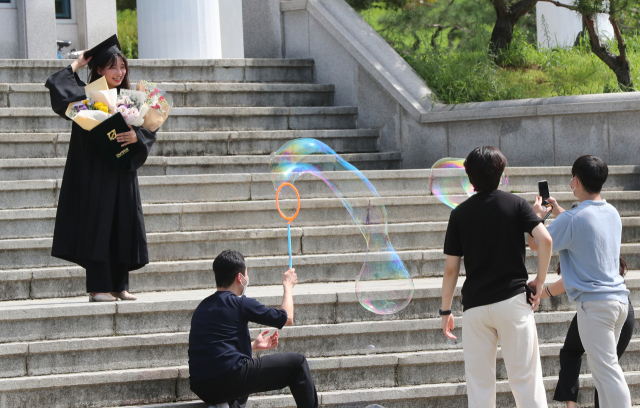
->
[[116, 105, 140, 125]]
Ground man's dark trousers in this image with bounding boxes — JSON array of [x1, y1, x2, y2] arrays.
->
[[190, 352, 318, 408]]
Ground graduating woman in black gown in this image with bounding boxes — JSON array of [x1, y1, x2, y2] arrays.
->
[[45, 38, 156, 302]]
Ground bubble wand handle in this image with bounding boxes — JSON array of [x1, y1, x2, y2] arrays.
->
[[287, 224, 292, 268]]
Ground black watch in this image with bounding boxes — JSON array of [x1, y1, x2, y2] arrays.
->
[[439, 308, 452, 316]]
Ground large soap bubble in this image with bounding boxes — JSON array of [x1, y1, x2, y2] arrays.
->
[[269, 138, 414, 315], [430, 157, 508, 209]]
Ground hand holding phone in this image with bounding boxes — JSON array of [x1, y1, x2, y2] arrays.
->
[[538, 180, 550, 206]]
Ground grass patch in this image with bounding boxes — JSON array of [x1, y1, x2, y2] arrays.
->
[[117, 9, 138, 60]]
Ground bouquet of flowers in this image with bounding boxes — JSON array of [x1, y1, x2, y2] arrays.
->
[[65, 76, 171, 132], [136, 80, 173, 132]]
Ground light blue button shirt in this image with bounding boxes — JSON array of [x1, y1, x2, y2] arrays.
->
[[546, 200, 629, 303]]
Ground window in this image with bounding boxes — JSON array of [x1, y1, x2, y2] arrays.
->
[[55, 0, 71, 19], [0, 0, 12, 3], [0, 0, 15, 8]]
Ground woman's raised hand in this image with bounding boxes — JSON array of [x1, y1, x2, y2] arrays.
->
[[71, 51, 92, 73]]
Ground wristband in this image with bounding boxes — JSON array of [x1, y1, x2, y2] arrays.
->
[[439, 308, 452, 316], [544, 284, 553, 297]]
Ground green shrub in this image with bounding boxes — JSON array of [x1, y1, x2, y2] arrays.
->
[[117, 9, 138, 60]]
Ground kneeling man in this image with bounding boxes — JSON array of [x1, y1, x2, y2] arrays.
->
[[189, 250, 318, 408]]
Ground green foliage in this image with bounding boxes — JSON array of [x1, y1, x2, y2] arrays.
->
[[116, 0, 136, 11], [346, 0, 405, 11], [619, 3, 640, 33], [117, 9, 138, 60], [358, 2, 640, 103]]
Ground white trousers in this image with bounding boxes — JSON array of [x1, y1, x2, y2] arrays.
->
[[462, 293, 547, 408], [577, 300, 631, 408]]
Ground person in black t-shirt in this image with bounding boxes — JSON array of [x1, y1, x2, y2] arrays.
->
[[440, 146, 553, 408], [188, 250, 318, 408]]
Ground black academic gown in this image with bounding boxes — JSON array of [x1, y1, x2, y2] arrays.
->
[[45, 66, 156, 272]]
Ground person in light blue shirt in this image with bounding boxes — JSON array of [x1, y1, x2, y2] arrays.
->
[[530, 155, 631, 408]]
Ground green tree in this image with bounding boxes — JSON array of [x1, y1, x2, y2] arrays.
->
[[374, 0, 494, 51], [540, 0, 636, 89]]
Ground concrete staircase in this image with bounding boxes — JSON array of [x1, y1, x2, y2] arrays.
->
[[0, 59, 639, 408]]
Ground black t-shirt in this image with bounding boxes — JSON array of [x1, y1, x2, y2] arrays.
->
[[443, 190, 542, 311], [188, 291, 288, 384]]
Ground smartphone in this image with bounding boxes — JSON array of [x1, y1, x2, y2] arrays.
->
[[538, 180, 550, 206], [525, 283, 537, 306]]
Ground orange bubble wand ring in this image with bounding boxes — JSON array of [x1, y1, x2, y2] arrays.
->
[[276, 182, 301, 268]]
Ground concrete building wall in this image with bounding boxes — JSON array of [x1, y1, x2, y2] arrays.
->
[[242, 0, 282, 58], [76, 0, 117, 51], [0, 4, 20, 59], [0, 0, 115, 58], [16, 0, 57, 59]]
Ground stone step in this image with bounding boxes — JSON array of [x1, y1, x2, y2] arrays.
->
[[0, 151, 401, 181], [110, 371, 640, 408], [4, 212, 640, 270], [0, 82, 335, 108], [1, 166, 639, 210], [0, 248, 537, 300], [0, 129, 380, 159], [0, 59, 315, 84], [4, 315, 640, 386], [0, 273, 636, 343], [0, 106, 358, 133], [4, 243, 639, 301], [1, 191, 638, 241], [8, 366, 640, 408], [0, 275, 637, 407]]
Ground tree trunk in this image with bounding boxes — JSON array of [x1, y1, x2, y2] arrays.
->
[[612, 61, 633, 89], [490, 15, 515, 56], [488, 0, 538, 60], [584, 16, 634, 89]]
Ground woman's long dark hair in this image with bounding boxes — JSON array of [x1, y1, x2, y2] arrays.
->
[[88, 49, 130, 91]]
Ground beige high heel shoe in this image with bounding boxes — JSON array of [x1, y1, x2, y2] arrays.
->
[[111, 291, 137, 301], [89, 293, 117, 302]]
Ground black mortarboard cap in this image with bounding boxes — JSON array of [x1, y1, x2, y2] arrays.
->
[[85, 35, 121, 69]]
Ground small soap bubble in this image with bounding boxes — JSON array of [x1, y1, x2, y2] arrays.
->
[[430, 157, 508, 209], [270, 138, 415, 315], [365, 345, 375, 355]]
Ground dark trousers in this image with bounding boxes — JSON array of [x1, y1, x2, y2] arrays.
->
[[190, 353, 318, 408], [553, 300, 634, 406], [85, 190, 130, 293]]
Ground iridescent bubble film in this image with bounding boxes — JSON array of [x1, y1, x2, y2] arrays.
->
[[430, 157, 509, 209], [269, 138, 414, 315]]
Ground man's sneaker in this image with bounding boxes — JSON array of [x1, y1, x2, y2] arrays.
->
[[208, 404, 229, 408]]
